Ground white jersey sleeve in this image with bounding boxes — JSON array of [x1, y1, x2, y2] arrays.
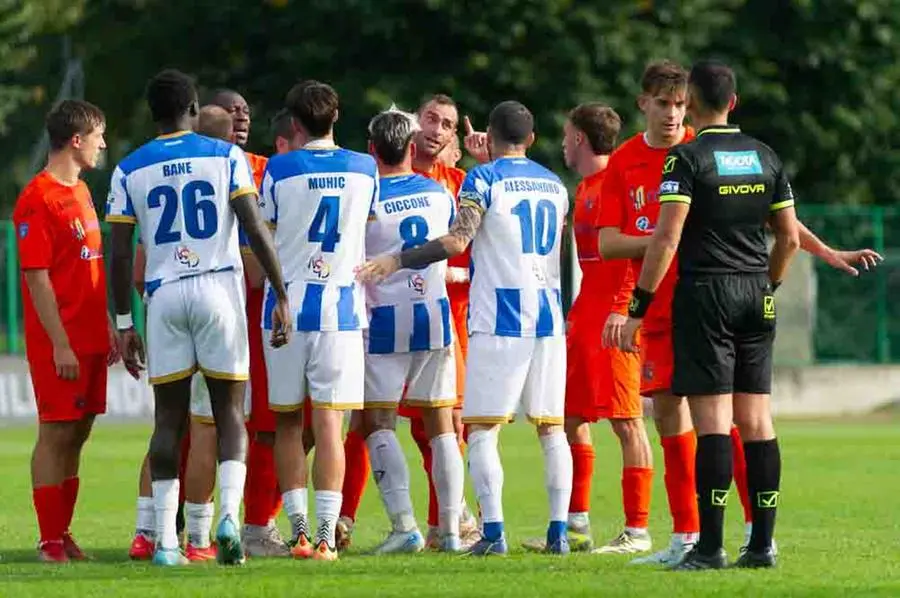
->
[[365, 173, 455, 353], [106, 166, 136, 224], [462, 157, 569, 338], [229, 144, 257, 200]]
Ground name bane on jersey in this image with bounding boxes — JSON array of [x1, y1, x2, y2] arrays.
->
[[309, 176, 346, 190], [383, 195, 431, 215], [503, 179, 562, 194], [162, 162, 192, 177]]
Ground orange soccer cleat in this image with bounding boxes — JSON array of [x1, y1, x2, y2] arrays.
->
[[311, 540, 338, 561], [38, 540, 69, 563], [290, 534, 314, 560], [128, 533, 155, 561], [185, 543, 217, 562], [62, 532, 89, 560]]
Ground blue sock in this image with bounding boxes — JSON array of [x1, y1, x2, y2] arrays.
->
[[547, 520, 567, 544], [483, 521, 504, 542]]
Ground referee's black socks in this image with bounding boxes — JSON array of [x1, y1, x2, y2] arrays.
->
[[744, 438, 781, 552], [695, 434, 733, 555]]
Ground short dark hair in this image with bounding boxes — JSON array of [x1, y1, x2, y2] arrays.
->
[[488, 100, 533, 145], [689, 60, 736, 112], [271, 108, 293, 141], [146, 69, 197, 124], [198, 105, 233, 141], [46, 100, 105, 151], [285, 80, 338, 138], [568, 103, 620, 155], [417, 93, 456, 114], [641, 60, 688, 96], [368, 109, 419, 166]]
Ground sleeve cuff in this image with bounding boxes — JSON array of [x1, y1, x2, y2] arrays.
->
[[106, 214, 137, 224], [230, 187, 258, 201], [659, 194, 692, 205], [770, 199, 795, 212], [458, 199, 485, 212]]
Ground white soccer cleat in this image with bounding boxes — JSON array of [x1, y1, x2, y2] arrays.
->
[[591, 529, 652, 555], [373, 529, 426, 555], [630, 534, 695, 566]]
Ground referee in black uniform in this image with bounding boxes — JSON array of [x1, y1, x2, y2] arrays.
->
[[619, 60, 800, 570]]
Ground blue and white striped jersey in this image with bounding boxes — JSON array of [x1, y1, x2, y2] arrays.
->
[[459, 157, 568, 338], [365, 173, 455, 354], [260, 140, 378, 332], [105, 131, 255, 296]]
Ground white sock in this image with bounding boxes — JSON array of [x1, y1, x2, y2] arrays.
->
[[626, 526, 649, 536], [675, 532, 699, 545], [185, 501, 214, 548], [540, 431, 573, 523], [151, 479, 180, 550], [467, 428, 504, 524], [282, 487, 309, 539], [136, 496, 155, 537], [568, 512, 590, 530], [366, 429, 416, 532], [315, 490, 342, 547], [430, 432, 463, 537], [217, 460, 247, 525]]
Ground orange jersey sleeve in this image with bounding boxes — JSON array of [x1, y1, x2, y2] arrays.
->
[[247, 152, 268, 189], [14, 188, 53, 270]]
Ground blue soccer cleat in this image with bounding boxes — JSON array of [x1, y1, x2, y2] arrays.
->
[[152, 547, 189, 566], [465, 536, 509, 557], [215, 515, 246, 566]]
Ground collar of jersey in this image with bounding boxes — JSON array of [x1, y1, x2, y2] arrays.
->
[[156, 130, 192, 140], [303, 138, 339, 150], [698, 125, 740, 136]]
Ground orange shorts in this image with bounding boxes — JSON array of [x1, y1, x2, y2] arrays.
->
[[640, 330, 673, 396], [29, 352, 107, 423], [565, 327, 641, 421]]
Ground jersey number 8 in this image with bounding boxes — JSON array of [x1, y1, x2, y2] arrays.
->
[[148, 181, 218, 245], [399, 215, 429, 270], [511, 198, 557, 256]]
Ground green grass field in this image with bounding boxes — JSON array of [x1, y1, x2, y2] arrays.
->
[[1, 418, 899, 596]]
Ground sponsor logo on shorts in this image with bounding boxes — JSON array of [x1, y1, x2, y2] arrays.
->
[[757, 490, 779, 508], [711, 489, 730, 507], [635, 216, 653, 232], [713, 151, 763, 176], [308, 255, 331, 280], [175, 245, 200, 268], [531, 261, 546, 283], [763, 295, 776, 320], [408, 273, 426, 295], [659, 181, 679, 195], [17, 223, 28, 239]]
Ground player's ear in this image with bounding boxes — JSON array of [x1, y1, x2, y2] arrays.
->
[[70, 133, 82, 149], [367, 140, 376, 157], [637, 93, 649, 113], [525, 131, 536, 149], [409, 141, 417, 161], [729, 94, 738, 112]]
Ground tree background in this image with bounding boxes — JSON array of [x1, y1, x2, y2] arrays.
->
[[1, 0, 899, 212]]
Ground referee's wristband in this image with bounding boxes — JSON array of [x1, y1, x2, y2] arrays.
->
[[116, 313, 134, 330], [627, 287, 655, 319]]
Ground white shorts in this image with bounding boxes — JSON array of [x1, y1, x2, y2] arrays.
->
[[146, 270, 249, 385], [462, 333, 566, 425], [364, 348, 456, 409], [189, 372, 251, 424], [265, 330, 364, 411]]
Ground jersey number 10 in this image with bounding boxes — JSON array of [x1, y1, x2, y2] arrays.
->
[[511, 199, 557, 256], [148, 181, 218, 245]]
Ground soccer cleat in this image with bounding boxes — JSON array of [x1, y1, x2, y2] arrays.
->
[[546, 536, 570, 555], [630, 535, 695, 566], [669, 546, 728, 571], [185, 543, 217, 562], [459, 508, 482, 548], [290, 533, 314, 559], [464, 536, 509, 557], [215, 515, 245, 566], [373, 529, 425, 555], [522, 526, 593, 553], [243, 524, 290, 558], [37, 540, 68, 563], [591, 529, 652, 555], [62, 532, 89, 560], [129, 533, 155, 561], [732, 547, 777, 569], [152, 547, 190, 566], [439, 534, 462, 553], [335, 516, 354, 552], [425, 526, 442, 551], [740, 526, 779, 557], [312, 540, 338, 561]]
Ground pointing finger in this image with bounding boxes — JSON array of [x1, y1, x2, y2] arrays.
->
[[463, 116, 475, 136]]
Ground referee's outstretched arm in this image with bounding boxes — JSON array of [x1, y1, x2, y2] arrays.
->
[[769, 205, 801, 289]]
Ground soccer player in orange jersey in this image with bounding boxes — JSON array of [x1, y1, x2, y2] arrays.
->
[[14, 100, 122, 562]]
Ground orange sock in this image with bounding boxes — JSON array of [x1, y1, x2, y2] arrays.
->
[[410, 417, 438, 527], [622, 467, 653, 529], [340, 430, 370, 521], [569, 443, 595, 514], [33, 485, 65, 543], [244, 437, 275, 526], [61, 476, 79, 533], [661, 432, 699, 534], [731, 426, 752, 523]]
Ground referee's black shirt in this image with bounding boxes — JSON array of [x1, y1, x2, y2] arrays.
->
[[657, 125, 795, 276]]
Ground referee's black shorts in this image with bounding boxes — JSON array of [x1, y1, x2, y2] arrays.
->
[[671, 273, 775, 397]]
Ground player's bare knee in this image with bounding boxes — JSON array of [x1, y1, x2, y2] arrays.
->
[[564, 417, 590, 444], [653, 393, 691, 437], [537, 422, 563, 437], [148, 429, 182, 480], [422, 407, 454, 438], [362, 408, 396, 437], [611, 417, 648, 446], [275, 408, 303, 432], [687, 395, 733, 436], [733, 393, 775, 441]]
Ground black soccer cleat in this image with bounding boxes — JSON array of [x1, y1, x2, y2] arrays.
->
[[732, 547, 777, 569], [670, 546, 728, 571]]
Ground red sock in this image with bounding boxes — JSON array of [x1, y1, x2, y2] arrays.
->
[[33, 485, 65, 543], [244, 437, 276, 526], [661, 432, 699, 534], [622, 467, 653, 529], [61, 477, 80, 534], [410, 417, 438, 527], [731, 425, 752, 523], [569, 443, 595, 514], [340, 430, 370, 521]]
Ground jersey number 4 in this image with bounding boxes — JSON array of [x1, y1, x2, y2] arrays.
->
[[308, 195, 342, 252], [148, 182, 217, 245], [511, 199, 557, 256]]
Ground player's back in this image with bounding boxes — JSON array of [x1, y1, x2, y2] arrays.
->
[[459, 157, 569, 338], [108, 131, 251, 296], [366, 173, 455, 352], [261, 143, 377, 331]]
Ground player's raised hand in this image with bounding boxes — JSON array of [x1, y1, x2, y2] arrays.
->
[[270, 298, 292, 348], [601, 312, 628, 349], [119, 328, 145, 380], [463, 116, 490, 164], [53, 344, 80, 380], [355, 254, 401, 284], [618, 316, 643, 354], [823, 248, 884, 276]]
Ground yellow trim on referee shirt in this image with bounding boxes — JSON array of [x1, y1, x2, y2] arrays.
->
[[199, 367, 249, 382], [106, 214, 137, 224], [770, 199, 795, 212], [697, 126, 740, 136], [230, 187, 258, 201], [149, 364, 198, 385], [458, 199, 485, 212], [659, 194, 692, 205]]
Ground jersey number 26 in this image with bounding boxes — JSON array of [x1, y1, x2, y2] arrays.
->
[[148, 181, 217, 245]]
